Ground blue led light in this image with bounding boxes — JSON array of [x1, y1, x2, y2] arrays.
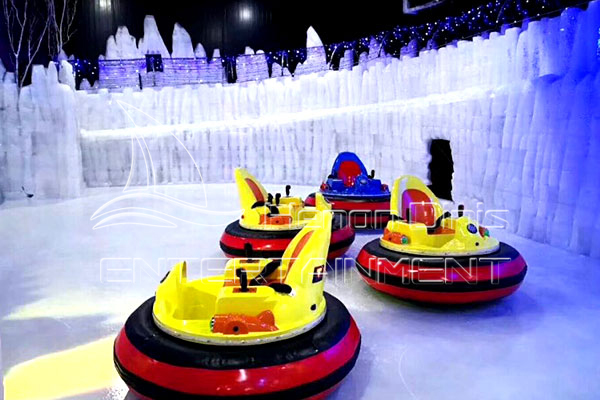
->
[[70, 0, 573, 88]]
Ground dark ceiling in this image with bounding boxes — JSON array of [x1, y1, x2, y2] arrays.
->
[[1, 0, 581, 71], [69, 0, 492, 59]]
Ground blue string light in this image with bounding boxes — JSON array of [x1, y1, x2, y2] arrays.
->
[[69, 0, 579, 87]]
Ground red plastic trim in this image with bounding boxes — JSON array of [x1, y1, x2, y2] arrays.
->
[[221, 231, 291, 253], [115, 318, 361, 396], [360, 275, 523, 304], [220, 224, 354, 259], [356, 248, 527, 283]]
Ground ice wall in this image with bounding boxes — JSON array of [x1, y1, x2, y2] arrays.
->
[[236, 53, 270, 82], [0, 63, 83, 199], [295, 27, 327, 76], [0, 66, 20, 201], [98, 19, 328, 87], [73, 3, 600, 258], [1, 3, 599, 258], [99, 18, 226, 89]]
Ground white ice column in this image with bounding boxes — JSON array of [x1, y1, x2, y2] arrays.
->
[[517, 79, 552, 238], [538, 17, 561, 78], [525, 20, 544, 80], [58, 60, 76, 90], [493, 82, 522, 212], [589, 73, 600, 258], [571, 71, 600, 255], [540, 74, 575, 242], [558, 8, 582, 76], [551, 74, 595, 249], [339, 49, 354, 71], [502, 28, 521, 87], [569, 0, 600, 78], [481, 88, 508, 212], [506, 81, 535, 233], [0, 70, 23, 199], [18, 63, 82, 198]]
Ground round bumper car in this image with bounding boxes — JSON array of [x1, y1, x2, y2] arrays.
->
[[115, 212, 361, 399], [355, 176, 527, 304], [305, 152, 390, 229], [220, 168, 355, 260]]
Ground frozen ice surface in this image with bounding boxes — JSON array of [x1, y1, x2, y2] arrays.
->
[[1, 183, 599, 400]]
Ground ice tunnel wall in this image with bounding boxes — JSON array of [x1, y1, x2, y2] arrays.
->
[[1, 2, 600, 258]]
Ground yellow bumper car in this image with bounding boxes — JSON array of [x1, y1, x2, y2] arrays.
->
[[220, 168, 355, 259], [356, 175, 527, 304], [114, 210, 361, 399]]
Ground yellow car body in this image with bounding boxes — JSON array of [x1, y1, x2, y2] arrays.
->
[[235, 168, 330, 231], [381, 175, 499, 256], [153, 210, 333, 345]]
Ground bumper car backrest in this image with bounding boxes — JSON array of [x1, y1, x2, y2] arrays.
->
[[402, 189, 436, 227], [330, 152, 369, 186], [391, 175, 443, 227], [337, 161, 363, 186], [280, 211, 332, 288], [235, 168, 268, 211]]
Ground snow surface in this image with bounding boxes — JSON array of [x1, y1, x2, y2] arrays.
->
[[1, 183, 599, 399]]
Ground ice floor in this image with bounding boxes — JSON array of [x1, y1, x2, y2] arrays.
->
[[1, 183, 600, 400]]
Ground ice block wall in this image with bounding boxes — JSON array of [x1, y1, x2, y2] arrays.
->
[[0, 61, 83, 200], [75, 3, 600, 257], [99, 18, 226, 89]]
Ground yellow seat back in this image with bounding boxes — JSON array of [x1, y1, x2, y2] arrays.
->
[[280, 211, 332, 288], [390, 175, 443, 223], [235, 168, 268, 211]]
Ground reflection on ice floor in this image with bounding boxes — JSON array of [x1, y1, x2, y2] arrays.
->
[[1, 184, 600, 399]]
